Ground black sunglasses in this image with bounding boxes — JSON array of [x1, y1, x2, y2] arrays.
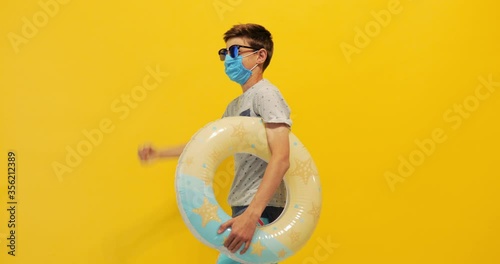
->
[[218, 45, 261, 61]]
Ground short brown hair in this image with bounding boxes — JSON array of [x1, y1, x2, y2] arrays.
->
[[223, 23, 274, 71]]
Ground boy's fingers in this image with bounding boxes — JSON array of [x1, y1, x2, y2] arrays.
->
[[230, 241, 244, 253], [240, 241, 251, 255], [218, 219, 233, 234]]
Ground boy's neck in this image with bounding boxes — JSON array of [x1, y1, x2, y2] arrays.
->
[[241, 72, 264, 93]]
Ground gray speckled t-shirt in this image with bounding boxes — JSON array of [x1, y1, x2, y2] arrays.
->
[[222, 79, 292, 207]]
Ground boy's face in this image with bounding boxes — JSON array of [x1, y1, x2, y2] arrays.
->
[[225, 37, 260, 70]]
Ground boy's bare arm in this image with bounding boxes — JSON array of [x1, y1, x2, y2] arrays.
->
[[138, 144, 186, 162], [245, 123, 290, 219], [218, 122, 290, 254]]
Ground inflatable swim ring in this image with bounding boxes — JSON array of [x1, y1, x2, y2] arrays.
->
[[175, 116, 321, 263]]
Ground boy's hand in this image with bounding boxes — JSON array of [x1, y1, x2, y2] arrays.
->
[[138, 144, 158, 162], [218, 212, 259, 254]]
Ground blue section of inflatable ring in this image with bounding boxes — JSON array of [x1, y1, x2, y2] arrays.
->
[[176, 173, 293, 263]]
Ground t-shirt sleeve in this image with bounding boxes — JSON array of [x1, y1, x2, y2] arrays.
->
[[253, 87, 292, 127]]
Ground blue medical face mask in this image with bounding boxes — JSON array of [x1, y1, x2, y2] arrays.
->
[[224, 51, 259, 85]]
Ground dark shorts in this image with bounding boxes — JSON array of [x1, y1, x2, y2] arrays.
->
[[231, 206, 284, 223]]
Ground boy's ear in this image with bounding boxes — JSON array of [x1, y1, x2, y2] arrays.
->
[[257, 49, 267, 65]]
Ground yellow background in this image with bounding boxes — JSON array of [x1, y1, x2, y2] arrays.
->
[[1, 0, 499, 263]]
